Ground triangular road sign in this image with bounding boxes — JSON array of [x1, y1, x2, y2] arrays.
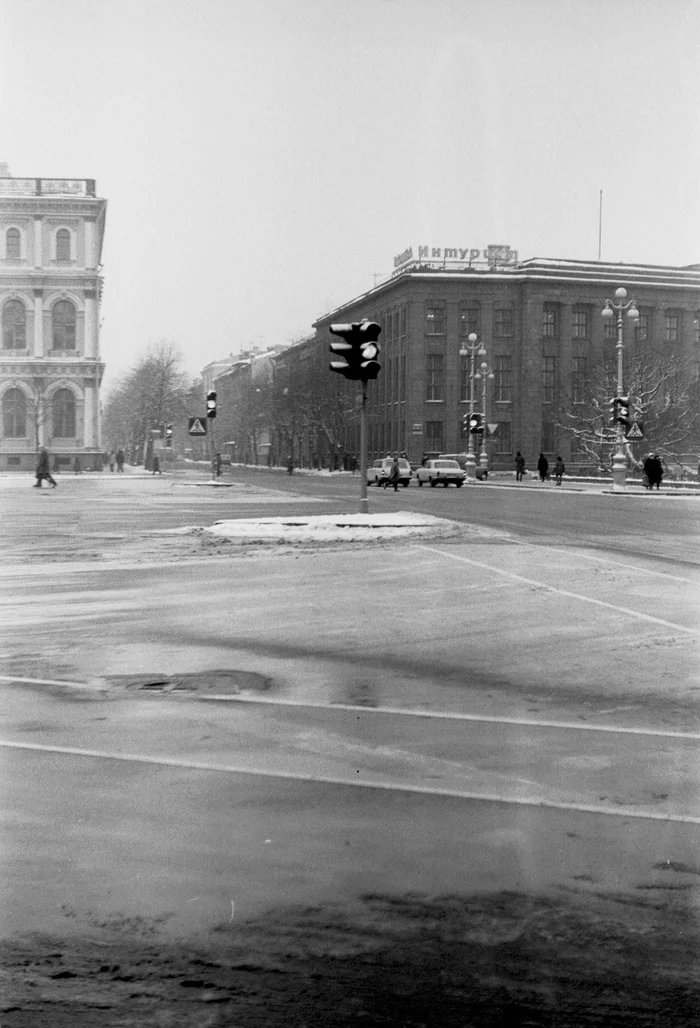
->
[[188, 416, 208, 436], [487, 423, 499, 436], [625, 421, 644, 439]]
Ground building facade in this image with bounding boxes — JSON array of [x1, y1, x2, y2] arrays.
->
[[0, 170, 107, 470], [311, 254, 700, 468]]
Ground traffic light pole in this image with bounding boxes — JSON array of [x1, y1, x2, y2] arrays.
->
[[209, 420, 217, 482], [359, 385, 368, 514]]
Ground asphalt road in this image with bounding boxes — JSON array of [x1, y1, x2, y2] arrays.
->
[[1, 467, 699, 1026]]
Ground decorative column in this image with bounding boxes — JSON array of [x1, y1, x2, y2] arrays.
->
[[33, 289, 44, 357], [33, 217, 43, 269], [84, 291, 97, 358], [84, 217, 95, 270]]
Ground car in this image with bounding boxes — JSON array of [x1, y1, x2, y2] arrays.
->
[[366, 457, 413, 487], [438, 453, 470, 470], [415, 459, 466, 487]]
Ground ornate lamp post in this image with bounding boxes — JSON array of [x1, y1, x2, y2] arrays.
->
[[474, 355, 494, 471], [459, 333, 484, 479], [601, 287, 639, 491]]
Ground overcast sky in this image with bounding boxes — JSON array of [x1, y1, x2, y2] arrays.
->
[[1, 0, 698, 391]]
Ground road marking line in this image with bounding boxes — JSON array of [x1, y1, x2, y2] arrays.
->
[[1, 738, 698, 824], [1, 674, 699, 740], [415, 545, 700, 636], [509, 538, 697, 584]]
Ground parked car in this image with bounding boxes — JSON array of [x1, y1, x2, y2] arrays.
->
[[367, 457, 413, 487], [415, 459, 466, 487], [438, 452, 470, 470]]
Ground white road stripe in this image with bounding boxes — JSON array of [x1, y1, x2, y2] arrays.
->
[[416, 544, 700, 636], [1, 738, 698, 824], [509, 538, 697, 584], [1, 674, 699, 740]]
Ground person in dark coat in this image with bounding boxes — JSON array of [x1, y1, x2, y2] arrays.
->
[[553, 456, 565, 486], [386, 456, 401, 492], [537, 453, 549, 482], [152, 453, 161, 475], [34, 446, 57, 488], [644, 453, 663, 490], [515, 451, 526, 481], [116, 449, 125, 472]]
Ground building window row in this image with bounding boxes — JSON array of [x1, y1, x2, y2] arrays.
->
[[2, 298, 77, 350], [3, 227, 73, 261], [2, 387, 76, 439]]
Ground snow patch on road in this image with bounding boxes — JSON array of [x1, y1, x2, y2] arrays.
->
[[203, 512, 468, 543]]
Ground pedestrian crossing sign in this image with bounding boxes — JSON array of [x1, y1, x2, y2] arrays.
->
[[625, 421, 644, 439], [188, 417, 207, 436]]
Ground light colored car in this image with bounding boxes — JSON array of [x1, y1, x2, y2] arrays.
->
[[367, 457, 413, 487], [415, 459, 466, 487]]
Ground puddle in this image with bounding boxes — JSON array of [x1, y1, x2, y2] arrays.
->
[[106, 669, 273, 696]]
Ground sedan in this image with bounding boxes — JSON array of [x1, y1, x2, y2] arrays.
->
[[415, 459, 466, 487]]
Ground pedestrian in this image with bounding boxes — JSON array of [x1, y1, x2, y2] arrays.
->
[[553, 455, 565, 486], [116, 449, 125, 472], [515, 451, 526, 481], [108, 451, 115, 472], [537, 453, 549, 482], [152, 453, 161, 475], [73, 455, 82, 474], [215, 452, 222, 477], [387, 455, 401, 492], [648, 453, 664, 490], [287, 456, 294, 475], [33, 446, 57, 489]]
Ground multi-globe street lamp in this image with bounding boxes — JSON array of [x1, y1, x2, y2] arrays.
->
[[601, 287, 639, 491], [459, 332, 485, 479], [474, 356, 495, 471]]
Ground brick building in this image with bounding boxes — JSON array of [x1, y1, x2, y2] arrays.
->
[[0, 168, 107, 471], [310, 252, 700, 468]]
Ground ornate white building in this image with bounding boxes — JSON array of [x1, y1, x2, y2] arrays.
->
[[0, 168, 107, 470]]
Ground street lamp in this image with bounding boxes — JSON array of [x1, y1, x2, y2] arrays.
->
[[601, 287, 639, 491], [459, 332, 485, 479], [474, 355, 495, 471]]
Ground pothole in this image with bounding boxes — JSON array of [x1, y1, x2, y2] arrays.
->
[[107, 669, 273, 696]]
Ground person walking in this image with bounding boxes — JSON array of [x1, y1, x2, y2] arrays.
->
[[73, 455, 82, 474], [647, 453, 664, 490], [116, 449, 125, 472], [537, 453, 549, 482], [515, 451, 526, 482], [34, 446, 57, 488], [553, 455, 565, 486], [108, 451, 116, 472], [387, 455, 401, 492], [152, 453, 161, 475]]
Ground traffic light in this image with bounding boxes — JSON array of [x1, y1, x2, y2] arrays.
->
[[468, 412, 484, 434], [329, 320, 382, 381], [609, 396, 629, 425], [206, 391, 217, 419], [165, 424, 173, 445]]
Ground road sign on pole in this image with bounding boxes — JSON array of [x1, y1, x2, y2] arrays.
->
[[625, 421, 644, 439], [188, 417, 207, 436]]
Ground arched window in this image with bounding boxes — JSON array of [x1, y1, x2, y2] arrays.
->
[[2, 388, 27, 438], [56, 229, 71, 261], [52, 389, 76, 438], [6, 228, 20, 260], [2, 300, 26, 349], [52, 300, 76, 350]]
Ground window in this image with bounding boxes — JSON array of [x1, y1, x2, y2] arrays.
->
[[603, 315, 617, 341], [393, 311, 400, 341], [459, 356, 469, 402], [459, 305, 480, 337], [494, 308, 513, 337], [664, 314, 679, 343], [572, 356, 587, 404], [400, 306, 407, 337], [542, 421, 556, 452], [426, 354, 444, 400], [494, 355, 513, 402], [542, 356, 555, 403], [52, 389, 76, 438], [636, 314, 649, 342], [425, 303, 445, 335], [542, 306, 558, 338], [2, 300, 26, 349], [425, 421, 443, 453], [52, 300, 77, 349], [5, 228, 20, 260], [2, 388, 26, 437], [572, 310, 589, 339], [56, 229, 71, 261], [494, 422, 511, 453]]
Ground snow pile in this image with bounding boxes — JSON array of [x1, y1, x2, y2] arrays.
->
[[205, 511, 462, 543]]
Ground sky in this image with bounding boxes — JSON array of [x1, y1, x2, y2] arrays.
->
[[1, 0, 698, 392]]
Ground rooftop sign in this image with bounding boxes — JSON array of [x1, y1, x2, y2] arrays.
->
[[393, 244, 519, 270], [0, 178, 96, 197]]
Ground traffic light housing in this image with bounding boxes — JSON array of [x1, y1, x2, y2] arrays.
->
[[468, 412, 484, 434], [165, 424, 173, 445], [609, 396, 630, 425], [329, 321, 382, 381], [206, 391, 217, 419]]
